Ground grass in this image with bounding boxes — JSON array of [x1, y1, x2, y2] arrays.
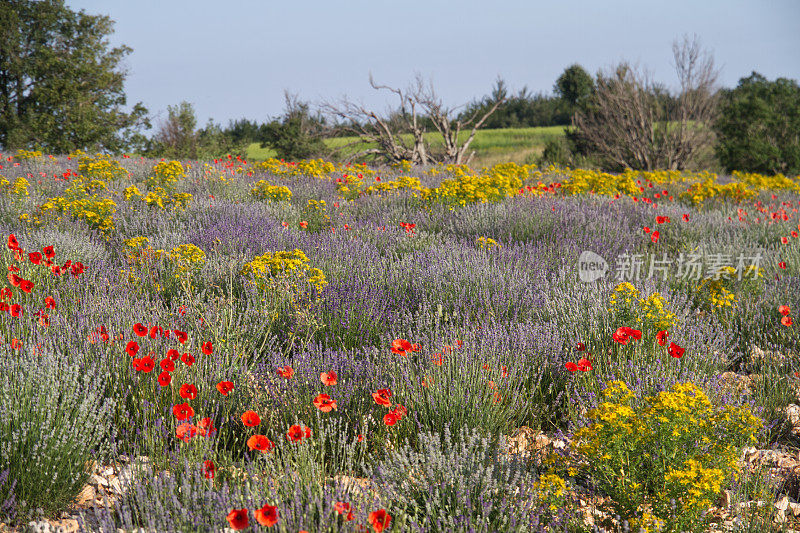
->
[[246, 125, 567, 168]]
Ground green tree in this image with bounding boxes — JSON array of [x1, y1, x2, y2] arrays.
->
[[0, 0, 149, 153], [715, 72, 800, 175], [149, 101, 198, 159], [555, 64, 595, 115], [260, 92, 327, 161]]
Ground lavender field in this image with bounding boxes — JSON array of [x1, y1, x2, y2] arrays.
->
[[2, 152, 800, 532]]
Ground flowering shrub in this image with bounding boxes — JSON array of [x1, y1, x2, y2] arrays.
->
[[573, 380, 762, 531], [0, 176, 28, 200], [250, 179, 292, 202], [77, 152, 128, 182], [12, 148, 42, 161], [146, 160, 186, 189], [680, 177, 756, 206], [35, 176, 117, 234], [240, 249, 326, 295], [476, 236, 501, 250], [609, 282, 677, 332]]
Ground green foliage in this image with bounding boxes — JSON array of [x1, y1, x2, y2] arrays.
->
[[259, 93, 327, 161], [0, 0, 149, 153], [147, 102, 248, 160], [715, 72, 800, 175], [459, 77, 569, 129], [554, 63, 595, 114]]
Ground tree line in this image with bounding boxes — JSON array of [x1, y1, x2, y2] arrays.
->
[[1, 0, 798, 174]]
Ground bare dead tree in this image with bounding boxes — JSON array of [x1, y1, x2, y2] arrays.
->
[[574, 35, 719, 170], [414, 75, 505, 165], [322, 74, 504, 166]]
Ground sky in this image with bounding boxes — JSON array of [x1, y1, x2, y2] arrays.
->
[[66, 0, 800, 129]]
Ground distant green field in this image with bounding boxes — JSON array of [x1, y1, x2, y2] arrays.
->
[[246, 126, 567, 167]]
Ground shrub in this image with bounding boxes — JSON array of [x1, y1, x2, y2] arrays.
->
[[0, 348, 115, 523], [573, 379, 762, 531]]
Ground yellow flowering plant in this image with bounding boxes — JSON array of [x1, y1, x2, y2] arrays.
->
[[573, 380, 762, 531], [250, 180, 292, 202], [608, 282, 677, 334]]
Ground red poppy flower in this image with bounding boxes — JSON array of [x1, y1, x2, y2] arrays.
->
[[668, 342, 685, 359], [299, 221, 308, 228], [575, 342, 586, 351], [217, 380, 234, 396], [150, 325, 164, 339], [42, 246, 55, 260], [133, 323, 148, 337], [29, 252, 42, 265], [166, 348, 180, 361], [643, 226, 651, 234], [7, 272, 22, 287], [391, 338, 413, 355], [139, 356, 155, 373], [198, 417, 216, 437], [158, 371, 172, 387], [286, 424, 311, 442], [651, 231, 660, 243], [0, 288, 11, 300], [276, 365, 294, 379], [160, 358, 175, 372], [649, 330, 667, 348], [391, 404, 407, 420], [783, 316, 794, 327], [18, 279, 33, 293], [577, 357, 592, 372], [173, 402, 195, 421], [334, 501, 354, 521], [7, 234, 19, 251], [241, 410, 261, 427], [313, 393, 337, 412], [44, 296, 56, 310], [179, 383, 198, 400], [613, 326, 642, 345], [247, 434, 274, 452], [202, 460, 215, 479], [70, 262, 84, 277], [779, 305, 791, 316], [181, 352, 195, 366], [226, 509, 249, 530], [254, 504, 279, 527], [682, 214, 689, 221], [656, 216, 668, 224], [372, 388, 392, 407], [9, 303, 23, 317], [320, 371, 337, 386], [201, 341, 213, 355], [176, 422, 198, 442], [126, 340, 140, 357], [368, 509, 391, 533], [11, 338, 22, 350], [565, 362, 578, 372], [174, 330, 188, 344]]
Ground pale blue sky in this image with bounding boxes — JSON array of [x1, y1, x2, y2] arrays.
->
[[66, 0, 800, 127]]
